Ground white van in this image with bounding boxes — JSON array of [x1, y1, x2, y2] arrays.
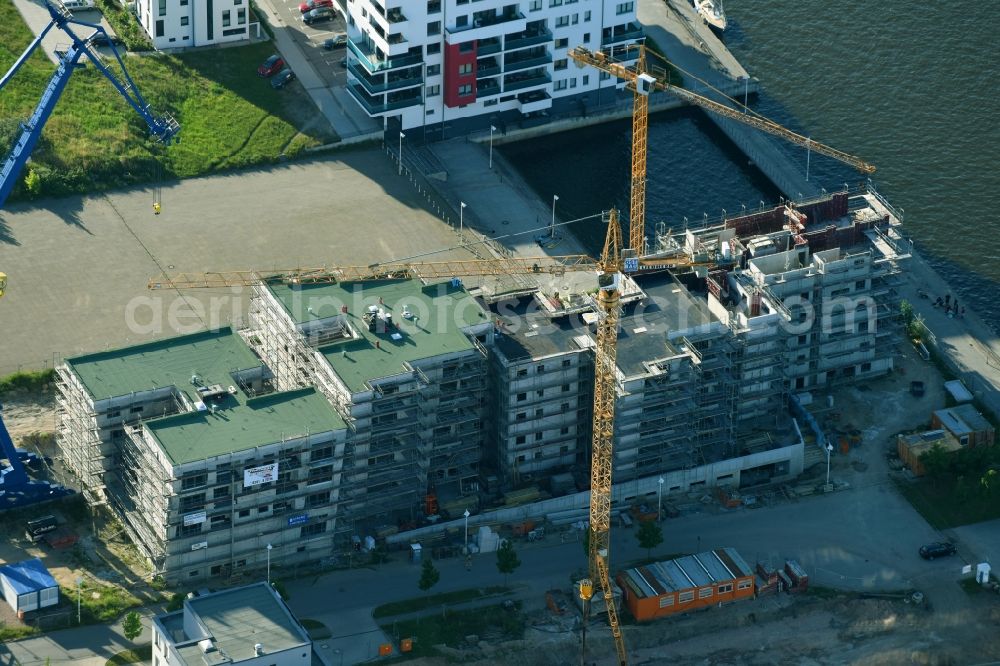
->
[[62, 0, 97, 10]]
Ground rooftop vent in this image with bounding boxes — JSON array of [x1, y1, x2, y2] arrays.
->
[[254, 644, 264, 656]]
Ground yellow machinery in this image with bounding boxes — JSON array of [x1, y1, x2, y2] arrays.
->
[[567, 45, 876, 255], [151, 211, 632, 663], [0, 271, 6, 298]]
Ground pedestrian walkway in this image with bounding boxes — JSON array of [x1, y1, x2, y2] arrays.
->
[[253, 0, 379, 140], [10, 1, 116, 66]]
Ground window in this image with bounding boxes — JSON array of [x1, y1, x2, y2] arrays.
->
[[458, 63, 472, 75], [534, 408, 543, 418], [428, 0, 441, 13], [307, 491, 329, 507], [554, 80, 568, 91], [549, 0, 562, 6], [189, 570, 199, 577], [180, 15, 189, 25], [529, 0, 541, 9], [238, 509, 250, 518], [516, 412, 527, 421], [584, 10, 591, 21], [554, 59, 568, 70], [222, 10, 231, 27], [516, 368, 528, 377], [658, 594, 674, 608], [182, 474, 206, 490], [427, 43, 441, 55], [179, 522, 201, 537], [583, 75, 589, 85], [213, 486, 230, 499], [555, 15, 569, 27], [427, 64, 440, 76], [516, 392, 527, 402], [459, 41, 474, 53], [562, 384, 570, 392], [158, 0, 166, 15], [515, 435, 526, 445], [678, 590, 694, 603], [616, 2, 634, 14], [308, 465, 332, 485], [554, 38, 568, 48], [301, 522, 326, 537], [210, 514, 230, 530], [312, 446, 333, 462], [130, 405, 143, 414], [180, 0, 187, 4], [427, 21, 441, 36], [258, 504, 270, 513], [536, 389, 544, 397], [458, 84, 472, 96], [456, 16, 468, 27], [560, 427, 569, 435], [718, 583, 733, 594], [180, 493, 205, 511], [534, 432, 543, 441], [699, 587, 713, 599], [737, 579, 752, 590], [237, 8, 246, 24], [427, 84, 442, 96], [583, 33, 590, 43]]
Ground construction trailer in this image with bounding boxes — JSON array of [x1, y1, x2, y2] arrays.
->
[[0, 558, 59, 615], [932, 405, 995, 448], [617, 548, 755, 622], [897, 430, 962, 476]]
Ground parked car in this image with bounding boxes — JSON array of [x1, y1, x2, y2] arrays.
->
[[271, 68, 296, 89], [88, 32, 123, 48], [257, 54, 285, 77], [63, 0, 96, 10], [323, 34, 348, 50], [298, 0, 333, 13], [919, 542, 957, 560], [302, 7, 334, 25]]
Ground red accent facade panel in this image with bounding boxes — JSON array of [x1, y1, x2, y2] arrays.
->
[[444, 40, 478, 108]]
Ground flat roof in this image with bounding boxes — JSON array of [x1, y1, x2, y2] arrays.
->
[[0, 558, 57, 594], [170, 583, 308, 664], [618, 548, 753, 600], [268, 280, 487, 392], [616, 274, 717, 377], [935, 404, 993, 437], [66, 328, 263, 402], [491, 297, 592, 361], [146, 388, 346, 465]]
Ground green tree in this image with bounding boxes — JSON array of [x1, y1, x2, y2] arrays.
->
[[496, 540, 521, 586], [920, 443, 952, 486], [636, 520, 664, 559], [418, 559, 439, 593], [122, 611, 142, 641]]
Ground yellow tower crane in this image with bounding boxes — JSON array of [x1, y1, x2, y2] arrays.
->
[[567, 44, 876, 256], [150, 211, 633, 664]]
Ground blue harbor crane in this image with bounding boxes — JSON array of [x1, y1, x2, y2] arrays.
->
[[0, 1, 179, 209]]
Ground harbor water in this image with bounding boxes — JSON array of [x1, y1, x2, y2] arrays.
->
[[502, 0, 1000, 330]]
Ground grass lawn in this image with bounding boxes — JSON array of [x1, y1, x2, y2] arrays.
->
[[61, 581, 143, 624], [0, 623, 38, 642], [106, 645, 152, 666], [894, 477, 1000, 529], [380, 601, 523, 659], [372, 586, 509, 619], [0, 1, 338, 200]]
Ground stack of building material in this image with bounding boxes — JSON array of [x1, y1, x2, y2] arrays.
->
[[477, 526, 501, 553], [784, 559, 808, 592], [755, 562, 781, 596], [504, 487, 541, 506]]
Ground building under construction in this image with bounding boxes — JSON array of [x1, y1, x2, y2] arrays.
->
[[55, 186, 906, 581]]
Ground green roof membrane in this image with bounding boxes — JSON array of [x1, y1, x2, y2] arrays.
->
[[66, 328, 262, 402], [267, 280, 488, 392], [146, 388, 346, 465]]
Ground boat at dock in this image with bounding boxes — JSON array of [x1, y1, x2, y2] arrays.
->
[[695, 0, 727, 34]]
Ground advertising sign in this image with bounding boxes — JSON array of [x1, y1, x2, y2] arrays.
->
[[191, 541, 208, 551], [243, 462, 279, 488], [183, 511, 207, 526], [287, 513, 309, 527]]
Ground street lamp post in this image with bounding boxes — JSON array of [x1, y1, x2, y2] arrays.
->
[[550, 194, 559, 239], [76, 576, 82, 624], [825, 442, 834, 486], [266, 543, 272, 585], [398, 131, 406, 176], [489, 125, 496, 169], [657, 477, 664, 521], [806, 137, 812, 182], [463, 509, 470, 554], [460, 201, 466, 235]]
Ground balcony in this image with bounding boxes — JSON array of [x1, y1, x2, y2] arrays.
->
[[476, 57, 500, 78], [348, 62, 423, 94], [504, 48, 551, 73], [347, 84, 422, 116], [504, 27, 552, 52], [478, 37, 501, 56], [349, 40, 422, 73], [517, 90, 552, 114], [602, 23, 644, 47], [503, 69, 550, 92], [446, 8, 526, 43], [477, 79, 500, 98]]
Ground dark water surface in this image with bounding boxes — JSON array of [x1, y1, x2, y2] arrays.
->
[[502, 1, 1000, 329]]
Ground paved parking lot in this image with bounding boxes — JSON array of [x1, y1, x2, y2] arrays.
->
[[267, 0, 348, 88]]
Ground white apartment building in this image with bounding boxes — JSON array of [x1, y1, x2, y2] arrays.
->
[[344, 0, 642, 132], [135, 0, 253, 50]]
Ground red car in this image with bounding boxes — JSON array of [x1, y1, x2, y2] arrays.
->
[[257, 54, 285, 77], [298, 0, 332, 13]]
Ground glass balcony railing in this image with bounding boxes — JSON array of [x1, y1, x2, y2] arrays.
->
[[503, 71, 550, 92], [477, 80, 500, 98], [349, 40, 422, 73], [478, 38, 501, 55], [347, 84, 422, 115], [348, 63, 423, 94], [448, 9, 524, 34], [601, 24, 644, 46], [476, 58, 500, 77], [504, 28, 552, 51], [503, 52, 551, 73]]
